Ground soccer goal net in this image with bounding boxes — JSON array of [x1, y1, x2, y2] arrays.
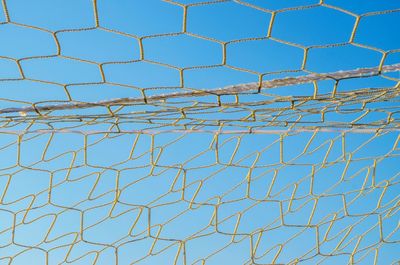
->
[[0, 1, 399, 264]]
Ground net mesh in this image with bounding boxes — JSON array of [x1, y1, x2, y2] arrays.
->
[[0, 1, 399, 264]]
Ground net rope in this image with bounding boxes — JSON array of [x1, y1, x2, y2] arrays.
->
[[1, 63, 399, 115], [0, 1, 399, 265]]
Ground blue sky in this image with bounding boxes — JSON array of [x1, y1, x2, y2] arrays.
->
[[0, 1, 399, 264]]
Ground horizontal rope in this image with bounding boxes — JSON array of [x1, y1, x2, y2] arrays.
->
[[0, 63, 399, 116], [0, 127, 399, 135]]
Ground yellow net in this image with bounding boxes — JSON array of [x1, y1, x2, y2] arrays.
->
[[0, 1, 399, 264]]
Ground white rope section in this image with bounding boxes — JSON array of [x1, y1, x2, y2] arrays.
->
[[1, 63, 399, 115], [1, 127, 399, 135]]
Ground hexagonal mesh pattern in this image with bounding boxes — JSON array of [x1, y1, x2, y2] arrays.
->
[[0, 1, 399, 264]]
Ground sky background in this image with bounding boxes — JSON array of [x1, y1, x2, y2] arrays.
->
[[0, 0, 399, 264]]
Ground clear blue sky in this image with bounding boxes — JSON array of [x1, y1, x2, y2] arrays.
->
[[0, 1, 399, 264]]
